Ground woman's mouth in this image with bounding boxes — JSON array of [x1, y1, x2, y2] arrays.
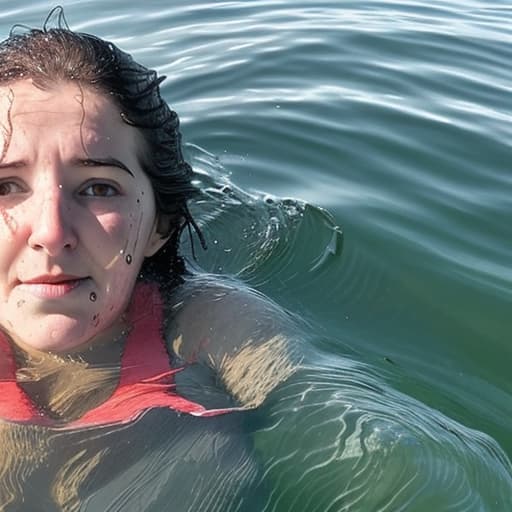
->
[[17, 276, 90, 299]]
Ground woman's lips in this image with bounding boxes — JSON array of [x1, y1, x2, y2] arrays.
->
[[17, 277, 89, 299]]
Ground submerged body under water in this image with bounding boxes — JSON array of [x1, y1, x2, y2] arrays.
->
[[1, 352, 512, 511]]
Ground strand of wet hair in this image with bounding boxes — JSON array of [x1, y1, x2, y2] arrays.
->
[[184, 206, 207, 262], [43, 6, 70, 31]]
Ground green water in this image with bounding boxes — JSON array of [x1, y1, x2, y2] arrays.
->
[[1, 1, 511, 510]]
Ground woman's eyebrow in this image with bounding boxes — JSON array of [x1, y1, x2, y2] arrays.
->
[[0, 158, 136, 177], [0, 160, 26, 170], [74, 157, 135, 177]]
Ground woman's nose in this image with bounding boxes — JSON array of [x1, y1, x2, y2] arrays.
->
[[27, 187, 78, 255]]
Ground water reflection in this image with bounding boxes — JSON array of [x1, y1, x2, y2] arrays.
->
[[252, 361, 512, 511]]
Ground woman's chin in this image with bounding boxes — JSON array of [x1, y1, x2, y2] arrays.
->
[[14, 338, 85, 355], [11, 318, 126, 356], [9, 322, 92, 355]]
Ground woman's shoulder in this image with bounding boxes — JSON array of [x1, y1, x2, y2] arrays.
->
[[167, 273, 296, 328], [163, 273, 302, 408]]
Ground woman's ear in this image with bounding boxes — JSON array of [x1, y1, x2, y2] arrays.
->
[[144, 214, 175, 257]]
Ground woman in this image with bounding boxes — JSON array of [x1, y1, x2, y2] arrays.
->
[[0, 19, 298, 511]]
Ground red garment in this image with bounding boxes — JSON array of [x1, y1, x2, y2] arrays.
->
[[0, 283, 239, 429]]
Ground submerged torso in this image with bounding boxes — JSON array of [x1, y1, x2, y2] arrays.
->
[[0, 408, 262, 512], [0, 281, 259, 511]]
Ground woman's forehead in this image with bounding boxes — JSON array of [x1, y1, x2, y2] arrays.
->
[[2, 79, 117, 124], [0, 79, 141, 159]]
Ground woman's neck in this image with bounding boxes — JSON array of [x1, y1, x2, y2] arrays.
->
[[13, 332, 127, 422]]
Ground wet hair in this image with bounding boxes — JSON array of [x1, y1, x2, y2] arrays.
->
[[0, 9, 204, 281]]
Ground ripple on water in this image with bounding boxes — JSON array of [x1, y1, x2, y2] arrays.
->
[[251, 360, 512, 511], [184, 143, 345, 288]]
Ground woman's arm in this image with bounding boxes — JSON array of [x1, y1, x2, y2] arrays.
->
[[165, 274, 302, 408]]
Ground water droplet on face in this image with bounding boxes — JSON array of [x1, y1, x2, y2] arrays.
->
[[125, 254, 132, 265], [89, 292, 97, 302], [119, 249, 124, 255]]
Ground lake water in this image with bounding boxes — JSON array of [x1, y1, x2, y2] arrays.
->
[[1, 1, 511, 510]]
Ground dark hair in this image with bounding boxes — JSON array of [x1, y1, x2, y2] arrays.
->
[[0, 10, 204, 281]]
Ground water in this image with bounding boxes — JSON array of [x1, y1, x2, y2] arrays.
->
[[0, 0, 511, 510]]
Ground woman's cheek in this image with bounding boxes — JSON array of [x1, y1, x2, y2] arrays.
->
[[96, 209, 127, 236], [95, 211, 132, 256], [95, 210, 142, 289]]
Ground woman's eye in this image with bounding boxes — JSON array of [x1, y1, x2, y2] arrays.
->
[[0, 181, 24, 196], [81, 183, 120, 197]]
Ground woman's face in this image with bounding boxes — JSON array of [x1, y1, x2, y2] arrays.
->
[[0, 80, 167, 353]]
